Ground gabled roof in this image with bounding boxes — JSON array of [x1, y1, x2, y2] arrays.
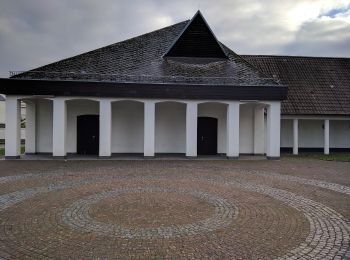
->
[[243, 55, 350, 115], [11, 16, 278, 87], [163, 11, 228, 59]]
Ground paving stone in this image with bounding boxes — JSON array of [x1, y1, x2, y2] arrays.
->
[[0, 160, 348, 259]]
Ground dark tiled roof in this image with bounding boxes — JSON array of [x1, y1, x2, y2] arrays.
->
[[0, 95, 5, 101], [242, 55, 350, 116], [13, 21, 277, 86]]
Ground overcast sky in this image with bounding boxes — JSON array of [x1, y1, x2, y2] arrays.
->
[[0, 0, 349, 77]]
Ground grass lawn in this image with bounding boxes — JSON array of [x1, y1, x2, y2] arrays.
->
[[0, 146, 25, 156], [283, 153, 350, 162]]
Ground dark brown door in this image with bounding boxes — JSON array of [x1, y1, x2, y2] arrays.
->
[[77, 115, 99, 155], [197, 117, 218, 155]]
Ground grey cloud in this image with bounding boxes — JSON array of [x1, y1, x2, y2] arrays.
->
[[283, 19, 350, 57], [0, 0, 349, 78]]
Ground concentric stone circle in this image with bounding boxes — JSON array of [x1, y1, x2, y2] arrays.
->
[[0, 164, 349, 259], [62, 186, 237, 239]]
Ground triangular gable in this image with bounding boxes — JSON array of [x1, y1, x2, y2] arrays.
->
[[163, 11, 228, 59]]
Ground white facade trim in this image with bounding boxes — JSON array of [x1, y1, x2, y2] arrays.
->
[[282, 115, 350, 120]]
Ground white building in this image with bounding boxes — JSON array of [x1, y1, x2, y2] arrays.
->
[[0, 94, 25, 144], [0, 11, 349, 159]]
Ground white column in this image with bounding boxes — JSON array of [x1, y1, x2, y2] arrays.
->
[[25, 100, 36, 154], [266, 101, 281, 159], [144, 101, 155, 157], [253, 105, 265, 154], [293, 119, 298, 155], [186, 102, 197, 157], [52, 98, 67, 158], [227, 101, 240, 159], [324, 119, 329, 155], [99, 99, 112, 157], [5, 96, 21, 159]]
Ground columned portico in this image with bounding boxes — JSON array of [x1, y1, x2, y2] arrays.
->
[[186, 102, 197, 157], [5, 96, 21, 159], [25, 100, 36, 154], [3, 97, 285, 160], [99, 99, 112, 157], [52, 98, 67, 158], [144, 101, 155, 157], [226, 101, 240, 159], [266, 101, 281, 159]]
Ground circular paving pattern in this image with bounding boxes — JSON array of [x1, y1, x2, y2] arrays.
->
[[0, 163, 349, 259], [62, 187, 237, 239]]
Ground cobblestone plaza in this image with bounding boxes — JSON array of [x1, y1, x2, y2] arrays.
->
[[0, 159, 349, 259]]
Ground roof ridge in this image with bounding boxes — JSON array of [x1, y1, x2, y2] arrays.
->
[[241, 54, 350, 59]]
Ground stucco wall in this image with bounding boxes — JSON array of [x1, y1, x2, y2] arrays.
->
[[112, 101, 144, 153], [32, 98, 350, 154], [155, 102, 186, 153], [330, 120, 350, 148], [239, 104, 255, 154], [281, 119, 350, 148], [36, 99, 53, 153]]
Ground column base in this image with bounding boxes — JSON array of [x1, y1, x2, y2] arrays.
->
[[5, 156, 20, 159], [186, 156, 197, 159], [267, 156, 280, 160], [144, 156, 155, 159], [227, 156, 239, 160], [53, 156, 67, 159], [99, 156, 111, 159]]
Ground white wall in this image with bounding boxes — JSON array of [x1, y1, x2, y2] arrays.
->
[[0, 99, 25, 142], [281, 119, 293, 147], [198, 102, 227, 153], [36, 99, 53, 153], [112, 101, 144, 153], [155, 102, 186, 153], [66, 100, 99, 153], [0, 100, 5, 124], [239, 104, 254, 154], [281, 119, 350, 148], [330, 120, 350, 148]]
